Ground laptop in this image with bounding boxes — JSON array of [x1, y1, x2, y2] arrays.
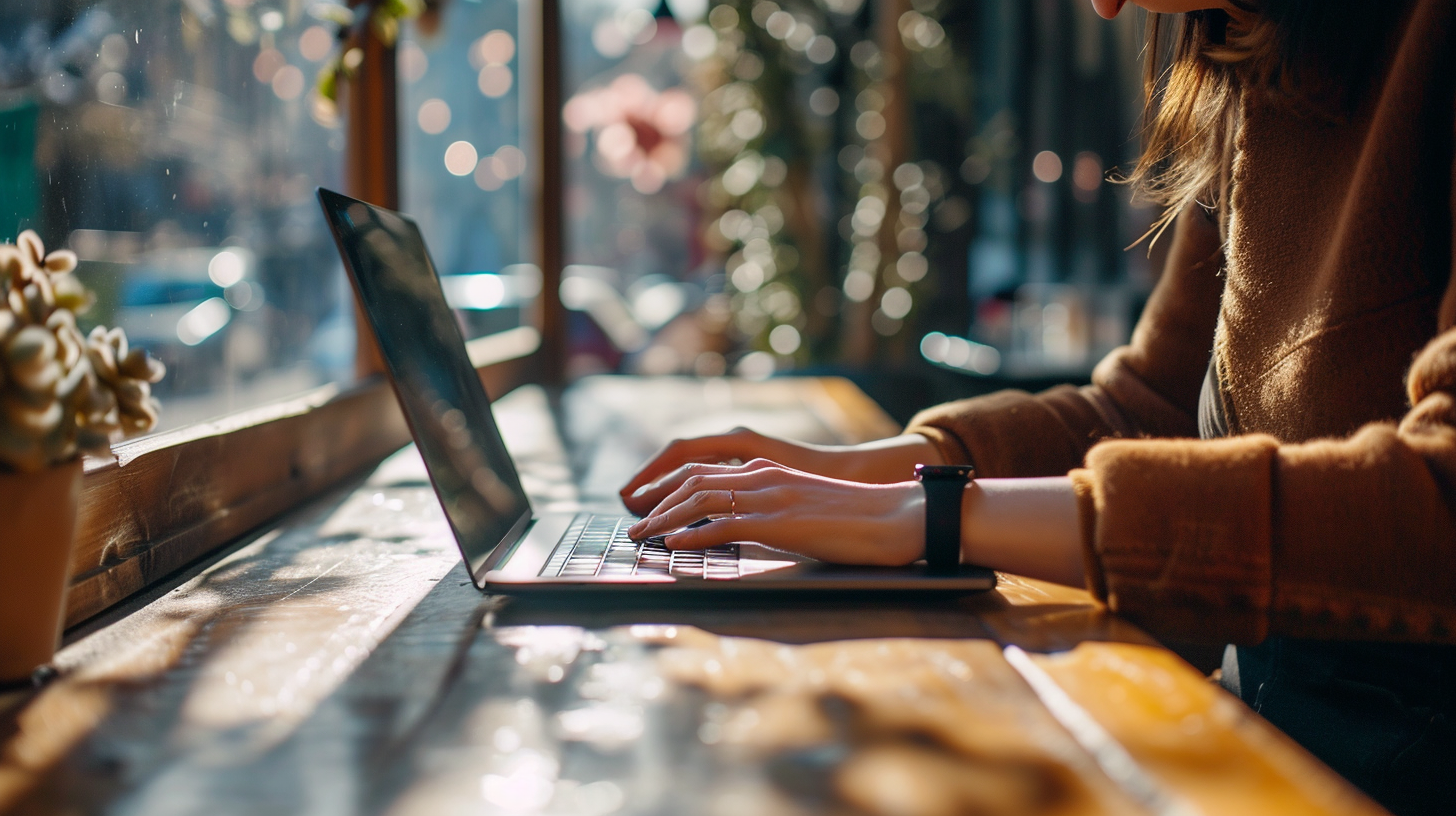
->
[[318, 188, 995, 595]]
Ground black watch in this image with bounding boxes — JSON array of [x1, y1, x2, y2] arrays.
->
[[915, 464, 976, 575]]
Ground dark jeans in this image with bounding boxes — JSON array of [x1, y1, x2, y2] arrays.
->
[[1222, 639, 1456, 815]]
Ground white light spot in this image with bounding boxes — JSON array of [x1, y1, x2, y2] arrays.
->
[[768, 324, 801, 355], [477, 64, 513, 98], [736, 351, 776, 381], [681, 25, 716, 60], [299, 25, 333, 62], [731, 261, 765, 292], [445, 141, 479, 176], [729, 109, 765, 141], [208, 249, 246, 287], [271, 64, 305, 100], [443, 273, 506, 310], [473, 30, 516, 67], [843, 268, 875, 302], [417, 98, 451, 134], [592, 18, 630, 58], [806, 35, 836, 64], [177, 298, 232, 346], [897, 251, 928, 282], [880, 286, 912, 319]]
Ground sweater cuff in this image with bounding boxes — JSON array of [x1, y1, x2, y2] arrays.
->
[[903, 387, 1110, 478], [902, 426, 973, 470], [1068, 469, 1108, 602], [1079, 435, 1280, 644]]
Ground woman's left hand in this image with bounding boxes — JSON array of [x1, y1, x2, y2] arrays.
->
[[625, 459, 925, 567]]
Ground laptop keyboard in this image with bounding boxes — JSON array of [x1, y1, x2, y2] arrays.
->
[[541, 515, 740, 580]]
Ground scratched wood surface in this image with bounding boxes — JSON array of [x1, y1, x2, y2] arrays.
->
[[0, 377, 1384, 815]]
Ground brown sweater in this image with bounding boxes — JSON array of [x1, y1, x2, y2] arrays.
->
[[906, 0, 1456, 646]]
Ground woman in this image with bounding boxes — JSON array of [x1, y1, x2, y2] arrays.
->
[[623, 0, 1456, 811]]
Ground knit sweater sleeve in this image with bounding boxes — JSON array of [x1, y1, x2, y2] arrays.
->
[[904, 205, 1224, 476], [1070, 118, 1456, 646]]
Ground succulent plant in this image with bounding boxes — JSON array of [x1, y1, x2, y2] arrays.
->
[[0, 230, 165, 473]]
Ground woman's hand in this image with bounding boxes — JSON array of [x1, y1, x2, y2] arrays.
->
[[625, 459, 926, 567], [628, 461, 1088, 587], [620, 427, 942, 515]]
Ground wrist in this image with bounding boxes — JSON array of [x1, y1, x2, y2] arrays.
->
[[843, 434, 945, 483], [916, 463, 976, 573], [887, 481, 929, 566], [958, 477, 1084, 586]]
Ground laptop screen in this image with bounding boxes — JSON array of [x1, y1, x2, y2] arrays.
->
[[318, 188, 532, 581]]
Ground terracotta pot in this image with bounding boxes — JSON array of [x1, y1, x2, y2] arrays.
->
[[0, 459, 83, 684]]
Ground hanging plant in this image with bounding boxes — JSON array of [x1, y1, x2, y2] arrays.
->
[[313, 0, 428, 110], [686, 0, 964, 368]]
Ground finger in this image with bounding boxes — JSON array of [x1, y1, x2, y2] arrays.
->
[[618, 428, 770, 503], [625, 458, 780, 515], [618, 432, 755, 499], [625, 462, 742, 516], [628, 487, 737, 539], [639, 463, 791, 523], [661, 515, 767, 551]]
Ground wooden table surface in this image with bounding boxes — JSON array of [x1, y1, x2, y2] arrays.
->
[[0, 377, 1386, 816]]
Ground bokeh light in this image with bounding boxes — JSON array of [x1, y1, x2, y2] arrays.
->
[[417, 99, 451, 134], [478, 65, 513, 98], [399, 41, 429, 82], [299, 26, 333, 62], [444, 141, 479, 176], [1033, 150, 1063, 183], [271, 64, 304, 100]]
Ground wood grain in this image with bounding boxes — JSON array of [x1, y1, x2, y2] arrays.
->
[[67, 379, 411, 628], [65, 353, 534, 630], [0, 378, 1387, 816]]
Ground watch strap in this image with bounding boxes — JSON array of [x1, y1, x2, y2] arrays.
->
[[922, 477, 964, 575]]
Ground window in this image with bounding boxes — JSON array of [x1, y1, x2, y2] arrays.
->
[[10, 1, 357, 433], [553, 0, 1150, 383], [401, 3, 542, 347]]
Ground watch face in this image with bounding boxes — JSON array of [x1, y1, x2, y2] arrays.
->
[[915, 464, 976, 480]]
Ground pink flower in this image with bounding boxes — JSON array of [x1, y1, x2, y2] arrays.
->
[[564, 73, 696, 194]]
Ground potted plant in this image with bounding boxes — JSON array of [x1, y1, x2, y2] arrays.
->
[[0, 230, 165, 685]]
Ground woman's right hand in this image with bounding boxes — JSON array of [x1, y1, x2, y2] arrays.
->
[[619, 427, 943, 515]]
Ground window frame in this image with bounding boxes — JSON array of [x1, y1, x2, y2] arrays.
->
[[62, 0, 566, 628]]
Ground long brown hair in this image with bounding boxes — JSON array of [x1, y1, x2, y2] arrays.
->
[[1127, 0, 1406, 241]]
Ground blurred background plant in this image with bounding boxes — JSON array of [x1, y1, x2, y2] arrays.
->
[[525, 0, 1155, 404], [0, 230, 164, 473]]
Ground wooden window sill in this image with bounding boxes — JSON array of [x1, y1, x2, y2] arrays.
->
[[65, 330, 540, 629]]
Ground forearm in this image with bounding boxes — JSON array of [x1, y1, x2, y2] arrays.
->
[[960, 477, 1084, 587], [833, 433, 944, 483]]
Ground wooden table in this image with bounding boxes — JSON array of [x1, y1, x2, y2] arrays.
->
[[0, 377, 1386, 816]]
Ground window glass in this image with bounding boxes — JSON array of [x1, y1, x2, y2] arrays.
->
[[561, 0, 716, 378], [558, 0, 1150, 381], [400, 3, 539, 344], [5, 1, 357, 433]]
